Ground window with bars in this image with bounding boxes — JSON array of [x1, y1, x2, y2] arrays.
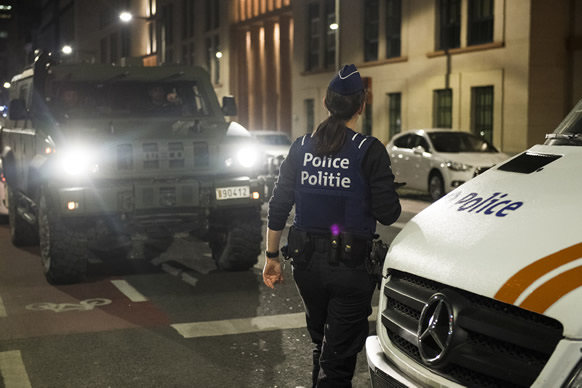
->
[[385, 0, 401, 58], [364, 0, 379, 62], [468, 0, 493, 45], [324, 0, 336, 68], [388, 93, 402, 139], [306, 2, 320, 71], [438, 0, 460, 50], [472, 86, 494, 142], [433, 89, 453, 128]]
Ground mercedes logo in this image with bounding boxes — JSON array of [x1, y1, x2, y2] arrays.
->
[[417, 293, 454, 365]]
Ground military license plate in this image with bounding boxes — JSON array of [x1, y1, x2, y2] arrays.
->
[[216, 186, 250, 200]]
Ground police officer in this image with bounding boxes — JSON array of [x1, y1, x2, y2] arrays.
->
[[263, 64, 401, 388]]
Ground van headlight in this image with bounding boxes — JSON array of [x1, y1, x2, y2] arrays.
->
[[58, 148, 99, 176], [446, 161, 471, 171]]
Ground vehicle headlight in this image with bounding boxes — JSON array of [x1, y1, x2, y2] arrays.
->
[[235, 146, 258, 168], [446, 160, 472, 171], [58, 148, 99, 176]]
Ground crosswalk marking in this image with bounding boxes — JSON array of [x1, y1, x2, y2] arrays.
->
[[172, 306, 378, 338], [110, 280, 149, 302], [0, 350, 32, 388]]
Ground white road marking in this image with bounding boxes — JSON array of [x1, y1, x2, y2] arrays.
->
[[0, 350, 32, 388], [172, 306, 379, 338], [0, 295, 7, 317], [180, 273, 198, 287], [161, 263, 182, 277], [110, 280, 148, 302]]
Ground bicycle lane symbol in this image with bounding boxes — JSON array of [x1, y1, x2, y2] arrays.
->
[[25, 298, 112, 313]]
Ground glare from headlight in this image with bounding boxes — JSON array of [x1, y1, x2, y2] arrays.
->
[[236, 147, 258, 168], [59, 148, 98, 176], [446, 160, 471, 171]]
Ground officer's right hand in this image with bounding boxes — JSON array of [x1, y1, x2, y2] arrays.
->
[[263, 258, 284, 289]]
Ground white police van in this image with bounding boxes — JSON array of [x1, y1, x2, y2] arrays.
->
[[367, 98, 582, 388]]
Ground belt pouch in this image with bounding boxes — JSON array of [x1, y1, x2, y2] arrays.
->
[[287, 227, 313, 269]]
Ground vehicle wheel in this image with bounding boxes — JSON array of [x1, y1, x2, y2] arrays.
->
[[39, 186, 88, 284], [7, 186, 38, 246], [429, 172, 445, 201], [209, 209, 262, 271]]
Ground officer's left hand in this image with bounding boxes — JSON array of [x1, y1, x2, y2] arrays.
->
[[262, 258, 284, 289]]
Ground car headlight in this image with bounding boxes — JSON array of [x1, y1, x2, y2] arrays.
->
[[235, 146, 259, 168], [446, 160, 472, 171], [58, 148, 99, 176]]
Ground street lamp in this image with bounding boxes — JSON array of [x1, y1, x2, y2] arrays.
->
[[119, 11, 149, 23]]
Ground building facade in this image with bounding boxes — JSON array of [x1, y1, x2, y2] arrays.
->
[[28, 0, 582, 154]]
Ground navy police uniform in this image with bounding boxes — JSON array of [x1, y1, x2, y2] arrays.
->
[[267, 65, 401, 388]]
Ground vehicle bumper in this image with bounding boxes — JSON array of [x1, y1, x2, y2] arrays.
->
[[367, 335, 582, 388], [443, 169, 475, 193], [50, 177, 265, 218]]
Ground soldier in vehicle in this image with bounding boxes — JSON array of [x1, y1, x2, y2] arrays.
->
[[145, 84, 181, 113]]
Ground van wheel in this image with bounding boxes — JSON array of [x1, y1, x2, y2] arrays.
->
[[209, 210, 262, 271], [429, 172, 445, 201], [39, 186, 88, 284], [7, 186, 38, 246]]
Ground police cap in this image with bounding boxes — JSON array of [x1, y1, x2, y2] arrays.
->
[[328, 64, 364, 95]]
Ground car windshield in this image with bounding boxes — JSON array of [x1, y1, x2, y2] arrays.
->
[[428, 132, 498, 153], [255, 134, 292, 146], [49, 81, 210, 119], [544, 99, 582, 146]]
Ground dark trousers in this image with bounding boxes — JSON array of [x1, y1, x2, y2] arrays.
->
[[292, 248, 375, 388]]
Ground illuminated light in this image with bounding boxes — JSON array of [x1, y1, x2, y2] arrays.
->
[[119, 11, 133, 22], [252, 191, 260, 200], [215, 51, 223, 59], [225, 158, 233, 167], [2, 82, 9, 89], [329, 23, 338, 30], [45, 147, 54, 154], [330, 224, 341, 236], [61, 45, 73, 55], [67, 201, 79, 211], [236, 147, 258, 168]]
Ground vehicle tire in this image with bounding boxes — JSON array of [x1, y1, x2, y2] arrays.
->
[[429, 172, 445, 201], [38, 185, 89, 284], [209, 209, 262, 271], [7, 186, 38, 246]]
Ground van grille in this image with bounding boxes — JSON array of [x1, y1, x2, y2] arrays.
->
[[381, 270, 563, 388]]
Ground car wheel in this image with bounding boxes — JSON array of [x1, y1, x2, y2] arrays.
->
[[39, 185, 89, 284], [429, 172, 445, 201]]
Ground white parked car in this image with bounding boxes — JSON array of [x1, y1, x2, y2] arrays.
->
[[387, 129, 509, 201], [367, 99, 582, 387], [0, 159, 7, 219]]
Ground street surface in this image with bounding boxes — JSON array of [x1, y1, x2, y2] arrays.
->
[[0, 194, 430, 388]]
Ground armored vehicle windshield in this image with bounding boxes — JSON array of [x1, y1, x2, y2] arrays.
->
[[49, 81, 210, 119]]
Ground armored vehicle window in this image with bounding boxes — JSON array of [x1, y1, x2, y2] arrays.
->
[[50, 81, 210, 119]]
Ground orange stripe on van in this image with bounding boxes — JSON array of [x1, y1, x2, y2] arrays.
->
[[494, 242, 582, 304], [519, 266, 582, 314]]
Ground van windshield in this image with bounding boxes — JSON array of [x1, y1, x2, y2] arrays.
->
[[49, 81, 210, 119], [545, 99, 582, 146]]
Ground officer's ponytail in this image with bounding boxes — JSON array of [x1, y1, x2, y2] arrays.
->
[[313, 88, 366, 156]]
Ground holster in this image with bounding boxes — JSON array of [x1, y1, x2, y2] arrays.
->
[[366, 237, 389, 289], [283, 226, 313, 269], [339, 232, 370, 267]]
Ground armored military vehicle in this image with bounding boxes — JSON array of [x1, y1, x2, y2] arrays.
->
[[0, 52, 265, 284]]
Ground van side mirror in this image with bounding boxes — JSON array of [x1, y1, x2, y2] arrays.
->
[[8, 99, 28, 120], [222, 96, 238, 116]]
